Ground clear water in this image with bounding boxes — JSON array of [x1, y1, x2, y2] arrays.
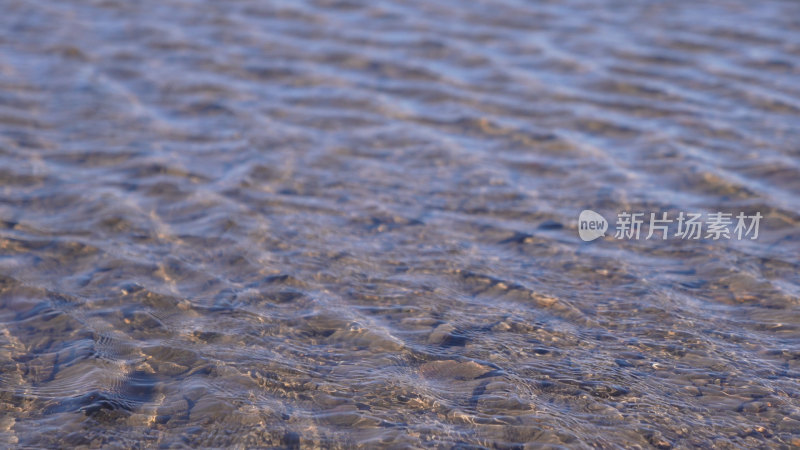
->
[[1, 0, 800, 447]]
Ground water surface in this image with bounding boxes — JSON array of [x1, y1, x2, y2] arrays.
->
[[1, 0, 800, 447]]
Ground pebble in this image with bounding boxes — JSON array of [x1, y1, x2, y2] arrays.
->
[[684, 386, 701, 396], [419, 360, 493, 381], [740, 401, 770, 414], [491, 321, 511, 332], [427, 323, 456, 345], [777, 417, 800, 432]]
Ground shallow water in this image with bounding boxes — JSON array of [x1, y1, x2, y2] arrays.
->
[[1, 0, 800, 447]]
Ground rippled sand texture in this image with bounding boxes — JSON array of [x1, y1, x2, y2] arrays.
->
[[1, 0, 800, 447]]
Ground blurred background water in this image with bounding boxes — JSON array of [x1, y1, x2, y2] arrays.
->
[[1, 0, 800, 447]]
